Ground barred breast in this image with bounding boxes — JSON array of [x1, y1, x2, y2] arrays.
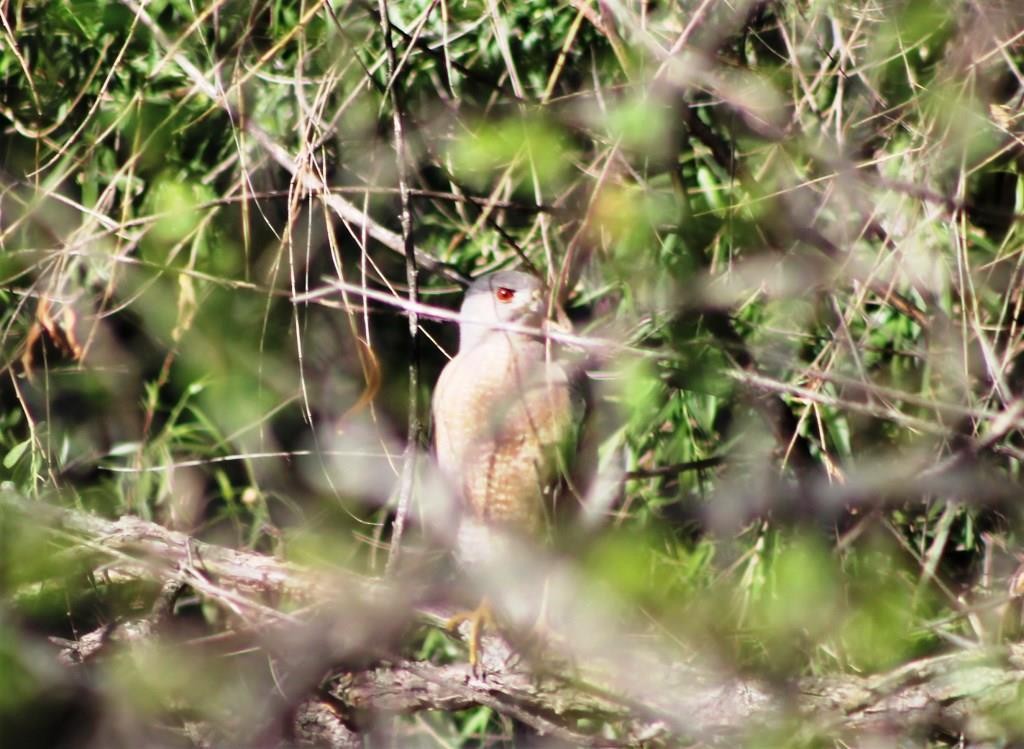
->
[[432, 334, 573, 566]]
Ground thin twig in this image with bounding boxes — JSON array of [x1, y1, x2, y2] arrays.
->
[[378, 0, 421, 578]]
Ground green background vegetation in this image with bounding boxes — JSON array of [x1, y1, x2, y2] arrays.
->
[[2, 0, 1024, 745]]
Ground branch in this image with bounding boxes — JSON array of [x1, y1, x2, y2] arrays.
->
[[121, 0, 467, 286], [5, 491, 1024, 746], [378, 0, 422, 579]]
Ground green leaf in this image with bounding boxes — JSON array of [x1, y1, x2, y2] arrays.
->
[[3, 440, 30, 470]]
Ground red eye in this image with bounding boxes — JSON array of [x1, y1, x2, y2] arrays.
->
[[495, 287, 515, 303]]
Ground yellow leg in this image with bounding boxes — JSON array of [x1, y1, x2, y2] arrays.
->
[[446, 597, 493, 671]]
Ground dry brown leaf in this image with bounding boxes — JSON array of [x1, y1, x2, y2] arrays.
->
[[20, 296, 84, 379]]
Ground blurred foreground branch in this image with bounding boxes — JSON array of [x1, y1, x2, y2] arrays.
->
[[5, 491, 1024, 746]]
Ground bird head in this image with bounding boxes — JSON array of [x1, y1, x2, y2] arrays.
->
[[457, 270, 545, 351]]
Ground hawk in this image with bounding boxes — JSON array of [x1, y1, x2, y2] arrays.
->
[[431, 270, 580, 662]]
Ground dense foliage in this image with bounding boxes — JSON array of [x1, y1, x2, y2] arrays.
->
[[3, 0, 1024, 745]]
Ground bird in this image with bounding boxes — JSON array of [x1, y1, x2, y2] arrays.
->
[[431, 270, 581, 666]]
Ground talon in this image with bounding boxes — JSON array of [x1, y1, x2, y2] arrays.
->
[[446, 598, 493, 673]]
